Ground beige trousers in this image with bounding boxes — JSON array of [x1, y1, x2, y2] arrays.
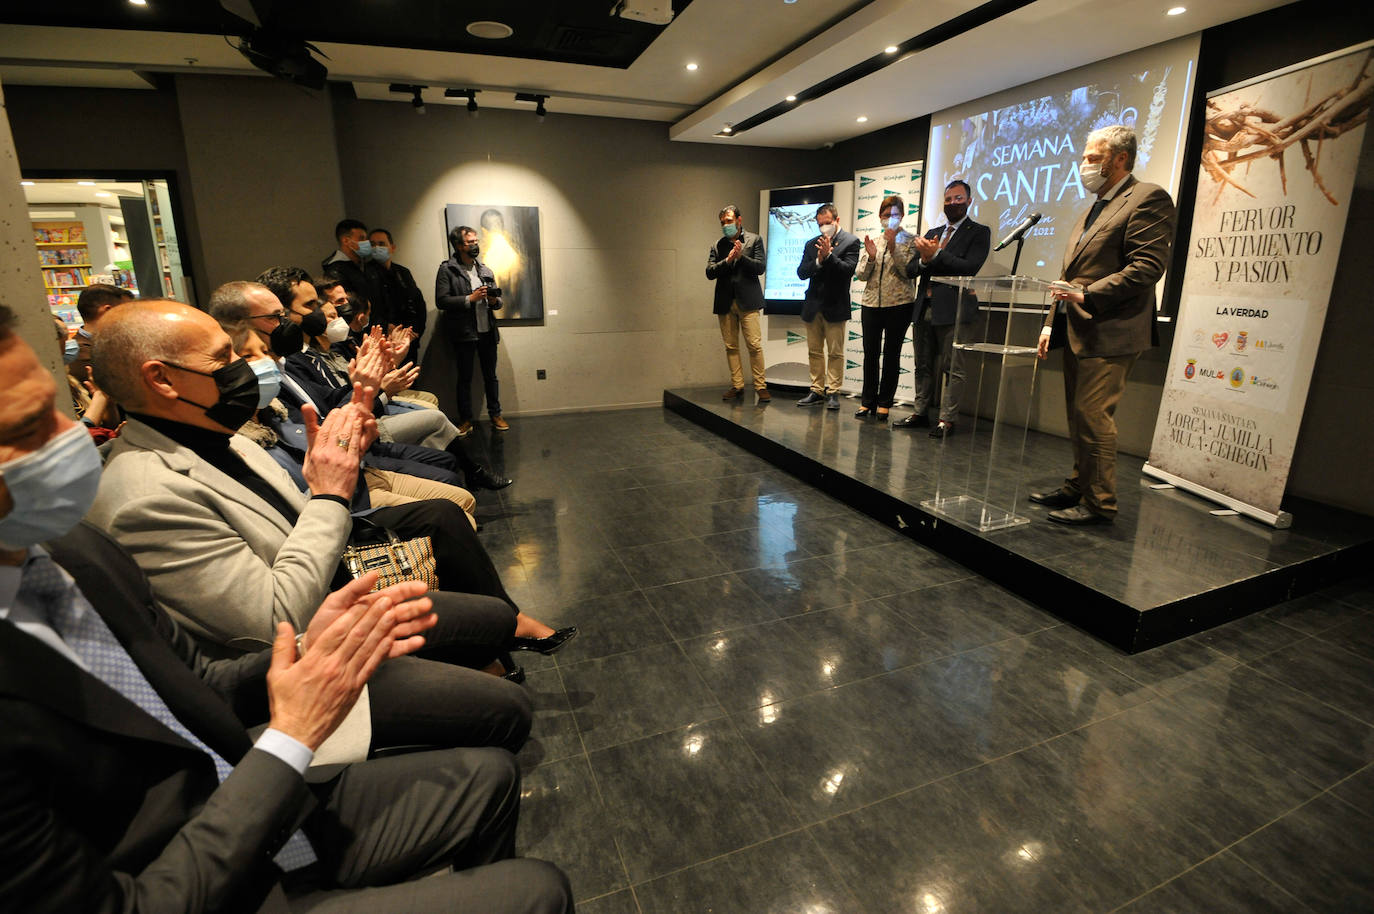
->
[[805, 316, 846, 394], [364, 467, 478, 529], [1062, 349, 1139, 518], [718, 303, 766, 390]]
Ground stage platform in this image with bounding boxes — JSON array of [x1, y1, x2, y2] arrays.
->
[[665, 385, 1374, 652]]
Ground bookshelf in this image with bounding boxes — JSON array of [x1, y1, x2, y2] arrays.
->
[[33, 220, 91, 316]]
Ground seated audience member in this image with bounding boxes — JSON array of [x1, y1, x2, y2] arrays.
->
[[0, 305, 573, 913], [211, 278, 510, 490], [86, 300, 573, 678], [53, 315, 119, 440], [225, 320, 480, 528], [68, 283, 134, 384]]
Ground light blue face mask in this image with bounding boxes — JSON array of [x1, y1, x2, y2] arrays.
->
[[355, 239, 374, 259], [722, 223, 738, 239], [62, 338, 80, 364], [886, 215, 902, 231], [0, 423, 102, 549], [248, 357, 282, 408], [371, 244, 392, 263]]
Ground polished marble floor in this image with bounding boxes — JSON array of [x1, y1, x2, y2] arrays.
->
[[463, 407, 1374, 913]]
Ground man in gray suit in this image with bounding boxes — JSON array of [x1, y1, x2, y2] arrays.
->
[[707, 204, 769, 402], [1033, 125, 1177, 524]]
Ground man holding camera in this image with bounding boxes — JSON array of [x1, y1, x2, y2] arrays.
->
[[436, 225, 508, 436]]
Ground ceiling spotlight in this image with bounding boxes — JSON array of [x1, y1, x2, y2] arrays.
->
[[129, 0, 148, 5], [95, 191, 112, 197], [1166, 5, 1186, 13], [78, 181, 96, 186], [685, 62, 698, 71], [389, 83, 428, 114], [20, 180, 35, 186], [536, 99, 547, 122], [445, 88, 481, 117], [785, 94, 797, 102], [412, 88, 425, 114], [884, 45, 899, 54], [856, 115, 868, 123], [515, 92, 549, 122], [721, 124, 733, 134]]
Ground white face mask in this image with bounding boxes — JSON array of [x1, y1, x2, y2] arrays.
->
[[325, 317, 351, 343], [1080, 161, 1108, 194], [820, 223, 838, 238], [0, 423, 103, 549]]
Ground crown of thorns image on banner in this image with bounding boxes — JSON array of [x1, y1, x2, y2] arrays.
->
[[1202, 49, 1372, 206]]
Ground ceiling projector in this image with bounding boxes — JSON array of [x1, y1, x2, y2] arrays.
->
[[610, 0, 674, 26]]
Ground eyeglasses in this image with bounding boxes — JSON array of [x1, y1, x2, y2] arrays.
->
[[250, 311, 287, 325]]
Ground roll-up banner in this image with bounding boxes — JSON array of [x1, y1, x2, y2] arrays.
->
[[845, 161, 925, 398], [1144, 41, 1373, 528]]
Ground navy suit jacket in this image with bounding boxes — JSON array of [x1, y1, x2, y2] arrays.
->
[[797, 229, 861, 323], [905, 219, 992, 326]]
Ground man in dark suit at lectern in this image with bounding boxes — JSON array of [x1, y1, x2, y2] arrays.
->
[[896, 180, 991, 438], [1033, 125, 1177, 525]]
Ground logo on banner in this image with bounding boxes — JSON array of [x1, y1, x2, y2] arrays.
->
[[884, 189, 902, 197], [1184, 359, 1196, 379], [845, 359, 860, 370], [1250, 375, 1280, 390], [786, 331, 805, 345], [1235, 331, 1248, 352], [859, 176, 875, 187], [1212, 332, 1229, 349], [908, 204, 921, 215], [1192, 328, 1206, 346], [851, 302, 861, 313], [1229, 367, 1246, 388], [848, 330, 862, 341], [899, 366, 910, 375], [1254, 338, 1286, 352], [857, 209, 873, 220], [911, 168, 923, 181]]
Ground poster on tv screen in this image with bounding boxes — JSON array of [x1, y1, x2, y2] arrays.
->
[[762, 183, 835, 310]]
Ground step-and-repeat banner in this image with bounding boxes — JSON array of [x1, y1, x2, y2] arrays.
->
[[1144, 41, 1373, 526], [842, 161, 925, 397]]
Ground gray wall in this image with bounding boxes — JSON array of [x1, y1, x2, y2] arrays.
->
[[332, 99, 822, 415]]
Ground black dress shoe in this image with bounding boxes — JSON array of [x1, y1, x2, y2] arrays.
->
[[874, 411, 889, 423], [498, 652, 526, 683], [929, 422, 955, 439], [797, 392, 825, 406], [893, 413, 930, 429], [470, 466, 514, 490], [1029, 488, 1080, 509], [1047, 505, 1112, 525], [511, 626, 579, 655]]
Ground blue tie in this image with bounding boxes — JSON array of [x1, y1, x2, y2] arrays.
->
[[19, 553, 317, 872]]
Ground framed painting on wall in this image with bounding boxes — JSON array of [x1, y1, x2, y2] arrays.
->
[[443, 203, 545, 323]]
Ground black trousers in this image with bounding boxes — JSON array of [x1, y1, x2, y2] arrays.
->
[[860, 302, 914, 409], [454, 331, 501, 422], [364, 499, 519, 669], [293, 748, 573, 912]]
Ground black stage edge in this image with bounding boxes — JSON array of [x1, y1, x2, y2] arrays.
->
[[665, 386, 1374, 652]]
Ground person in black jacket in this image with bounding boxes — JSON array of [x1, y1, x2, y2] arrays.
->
[[796, 204, 862, 410], [706, 204, 769, 402], [436, 225, 507, 436], [370, 228, 427, 366], [322, 218, 392, 330]]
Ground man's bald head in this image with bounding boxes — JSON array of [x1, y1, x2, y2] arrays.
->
[[92, 300, 231, 415]]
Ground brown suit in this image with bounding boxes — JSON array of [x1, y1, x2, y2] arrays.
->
[[1045, 175, 1176, 516]]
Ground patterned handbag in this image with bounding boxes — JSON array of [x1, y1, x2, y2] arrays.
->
[[342, 519, 441, 592]]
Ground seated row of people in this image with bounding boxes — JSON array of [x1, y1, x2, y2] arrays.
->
[[4, 281, 578, 908]]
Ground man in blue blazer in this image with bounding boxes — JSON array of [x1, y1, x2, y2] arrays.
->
[[796, 204, 861, 409]]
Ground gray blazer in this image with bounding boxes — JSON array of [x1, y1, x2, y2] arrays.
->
[[1045, 175, 1177, 358], [87, 418, 354, 652]]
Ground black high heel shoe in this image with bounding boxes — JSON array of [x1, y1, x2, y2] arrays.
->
[[510, 626, 579, 655], [855, 407, 873, 419]]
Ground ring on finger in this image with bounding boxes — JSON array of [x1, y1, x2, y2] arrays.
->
[[336, 436, 350, 449]]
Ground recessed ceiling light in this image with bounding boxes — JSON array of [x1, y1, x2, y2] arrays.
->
[[685, 62, 698, 71], [856, 115, 868, 123], [77, 181, 96, 186], [721, 124, 733, 134], [1167, 5, 1186, 13], [466, 20, 514, 39], [884, 45, 899, 54], [785, 95, 797, 102], [20, 180, 35, 186], [95, 191, 112, 197], [129, 0, 147, 5]]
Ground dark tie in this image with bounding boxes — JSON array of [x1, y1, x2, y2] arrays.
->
[[19, 552, 318, 872], [1083, 199, 1109, 233]]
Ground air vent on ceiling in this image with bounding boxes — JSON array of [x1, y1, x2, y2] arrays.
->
[[549, 25, 623, 55]]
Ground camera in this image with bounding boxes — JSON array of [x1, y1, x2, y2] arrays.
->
[[483, 286, 502, 299]]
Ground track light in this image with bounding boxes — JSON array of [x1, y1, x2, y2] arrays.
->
[[515, 92, 550, 122], [412, 88, 425, 114], [389, 83, 428, 114], [444, 88, 480, 117]]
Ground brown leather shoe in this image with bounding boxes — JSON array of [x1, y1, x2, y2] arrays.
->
[[491, 415, 510, 432], [722, 387, 744, 400], [756, 389, 772, 402], [1029, 487, 1079, 509], [455, 421, 473, 438]]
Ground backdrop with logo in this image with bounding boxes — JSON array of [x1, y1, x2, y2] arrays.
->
[[844, 161, 925, 398], [1143, 41, 1373, 526]]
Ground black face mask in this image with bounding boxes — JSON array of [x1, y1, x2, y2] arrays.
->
[[300, 310, 329, 338], [466, 243, 480, 258], [165, 358, 260, 431], [944, 202, 968, 224], [270, 320, 305, 356]]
